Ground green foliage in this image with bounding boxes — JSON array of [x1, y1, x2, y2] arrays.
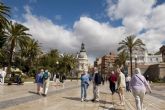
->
[[115, 50, 128, 67]]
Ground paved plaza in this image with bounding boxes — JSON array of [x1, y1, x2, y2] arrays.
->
[[0, 81, 165, 110]]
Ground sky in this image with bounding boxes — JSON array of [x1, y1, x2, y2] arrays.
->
[[2, 0, 165, 64]]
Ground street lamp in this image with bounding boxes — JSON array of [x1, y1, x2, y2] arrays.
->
[[135, 55, 137, 68]]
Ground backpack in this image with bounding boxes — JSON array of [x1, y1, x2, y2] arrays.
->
[[43, 72, 49, 80]]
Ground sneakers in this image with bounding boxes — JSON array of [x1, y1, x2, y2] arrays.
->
[[81, 98, 84, 102], [95, 99, 99, 102], [81, 98, 88, 102], [91, 99, 99, 102], [42, 94, 47, 97]]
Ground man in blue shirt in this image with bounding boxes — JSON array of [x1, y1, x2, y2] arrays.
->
[[80, 70, 90, 102], [36, 69, 44, 95]]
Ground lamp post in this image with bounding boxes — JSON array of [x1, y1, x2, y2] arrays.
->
[[135, 55, 137, 68]]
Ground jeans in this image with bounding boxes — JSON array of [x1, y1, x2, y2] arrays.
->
[[132, 89, 145, 110], [126, 82, 130, 91], [81, 83, 88, 99]]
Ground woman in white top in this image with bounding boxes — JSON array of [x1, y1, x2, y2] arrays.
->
[[117, 68, 126, 105]]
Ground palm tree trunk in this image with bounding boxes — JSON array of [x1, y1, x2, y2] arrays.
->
[[8, 48, 13, 74], [130, 50, 133, 77]]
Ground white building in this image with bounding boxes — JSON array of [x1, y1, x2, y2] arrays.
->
[[77, 43, 88, 77], [126, 49, 162, 65]]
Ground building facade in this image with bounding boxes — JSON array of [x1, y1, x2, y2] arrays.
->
[[77, 43, 88, 77], [94, 52, 117, 75], [126, 49, 162, 65], [101, 53, 117, 74]]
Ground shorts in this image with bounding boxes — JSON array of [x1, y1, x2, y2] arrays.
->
[[118, 87, 125, 95]]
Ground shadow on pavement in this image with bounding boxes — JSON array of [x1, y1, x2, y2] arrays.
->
[[63, 97, 114, 105], [63, 97, 80, 101], [99, 100, 113, 104], [28, 91, 38, 95], [99, 105, 124, 110]]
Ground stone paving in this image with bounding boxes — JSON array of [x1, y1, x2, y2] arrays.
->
[[0, 81, 165, 110]]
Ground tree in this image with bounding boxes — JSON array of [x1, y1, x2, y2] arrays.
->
[[0, 2, 10, 56], [21, 38, 42, 68], [118, 35, 145, 76], [0, 2, 10, 28], [115, 50, 128, 67], [5, 21, 31, 74], [59, 54, 77, 77]]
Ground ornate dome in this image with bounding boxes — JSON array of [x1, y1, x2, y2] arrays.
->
[[78, 51, 88, 59], [78, 43, 88, 59]]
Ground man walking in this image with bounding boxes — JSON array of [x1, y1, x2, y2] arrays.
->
[[36, 69, 44, 95], [92, 67, 102, 102], [42, 69, 51, 96]]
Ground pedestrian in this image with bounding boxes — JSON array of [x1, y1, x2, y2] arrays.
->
[[80, 70, 90, 102], [91, 67, 102, 102], [0, 68, 6, 85], [42, 69, 51, 96], [108, 71, 117, 95], [130, 68, 152, 110], [116, 68, 126, 105], [53, 73, 56, 82], [61, 74, 66, 87], [125, 74, 131, 92], [36, 69, 44, 95]]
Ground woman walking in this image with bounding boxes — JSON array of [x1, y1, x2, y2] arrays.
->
[[80, 70, 90, 102], [108, 71, 117, 95], [116, 68, 126, 105], [130, 68, 152, 110]]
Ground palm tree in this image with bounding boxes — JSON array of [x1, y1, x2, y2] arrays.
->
[[0, 2, 10, 51], [59, 54, 77, 76], [118, 35, 145, 76], [5, 21, 31, 74], [21, 38, 42, 68], [0, 2, 10, 28]]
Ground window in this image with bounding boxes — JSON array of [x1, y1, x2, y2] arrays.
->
[[150, 58, 152, 62], [156, 58, 158, 61]]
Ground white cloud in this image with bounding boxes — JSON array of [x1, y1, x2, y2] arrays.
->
[[73, 17, 126, 56], [106, 0, 156, 33], [147, 4, 165, 31], [21, 10, 79, 53], [17, 6, 128, 63], [139, 30, 165, 52], [107, 0, 155, 19], [15, 0, 165, 63], [106, 0, 165, 53]]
